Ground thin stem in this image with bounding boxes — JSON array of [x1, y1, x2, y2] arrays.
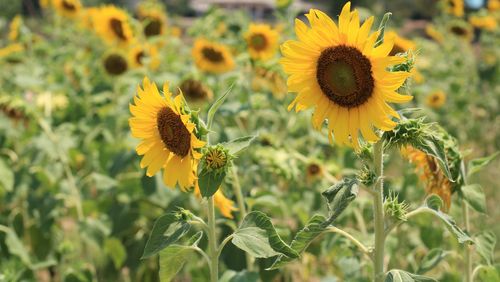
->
[[472, 265, 486, 281], [372, 141, 385, 282], [230, 165, 254, 270], [326, 227, 371, 258], [190, 246, 212, 269], [207, 197, 219, 282], [384, 207, 428, 237], [462, 200, 472, 282], [217, 233, 235, 258]]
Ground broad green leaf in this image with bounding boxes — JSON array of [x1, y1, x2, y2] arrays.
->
[[422, 207, 473, 244], [468, 152, 499, 177], [0, 225, 31, 266], [232, 227, 280, 258], [417, 249, 448, 274], [425, 194, 444, 211], [0, 159, 14, 192], [385, 269, 437, 282], [477, 265, 500, 282], [104, 238, 126, 269], [222, 135, 257, 156], [475, 231, 496, 265], [142, 213, 191, 259], [159, 245, 194, 282], [198, 168, 226, 198], [234, 211, 298, 258], [415, 136, 453, 181], [322, 178, 358, 224], [207, 83, 235, 129], [268, 214, 327, 269], [219, 270, 259, 282], [462, 184, 487, 213]]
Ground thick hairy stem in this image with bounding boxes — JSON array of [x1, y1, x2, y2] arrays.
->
[[373, 141, 385, 282], [207, 197, 218, 282], [462, 200, 472, 282]]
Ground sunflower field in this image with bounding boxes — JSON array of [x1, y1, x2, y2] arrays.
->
[[0, 0, 499, 281]]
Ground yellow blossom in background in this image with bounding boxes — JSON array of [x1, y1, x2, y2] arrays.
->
[[0, 43, 24, 59], [178, 78, 213, 103], [444, 0, 464, 17], [129, 78, 205, 190], [280, 2, 413, 149], [401, 146, 453, 211], [448, 21, 474, 41], [192, 38, 235, 73], [245, 23, 279, 60], [170, 26, 182, 38], [40, 0, 50, 8], [79, 7, 99, 30], [216, 22, 227, 36], [425, 24, 445, 44], [385, 31, 416, 55], [93, 6, 135, 46], [36, 92, 69, 115], [128, 44, 160, 70], [469, 15, 498, 31], [251, 67, 287, 99], [488, 0, 500, 11], [138, 8, 168, 38], [52, 0, 82, 18], [8, 15, 22, 41], [426, 90, 447, 109]]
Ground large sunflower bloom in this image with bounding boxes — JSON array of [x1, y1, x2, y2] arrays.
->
[[93, 6, 134, 46], [192, 38, 235, 73], [245, 23, 279, 60], [129, 78, 205, 190], [52, 0, 82, 18], [280, 2, 412, 149]]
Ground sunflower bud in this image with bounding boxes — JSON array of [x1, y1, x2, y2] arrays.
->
[[358, 165, 376, 186], [384, 193, 409, 222], [198, 145, 234, 198], [203, 145, 232, 173]]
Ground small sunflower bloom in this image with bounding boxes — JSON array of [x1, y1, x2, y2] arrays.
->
[[448, 21, 474, 41], [137, 9, 168, 38], [425, 24, 445, 44], [426, 91, 446, 109], [8, 15, 22, 41], [93, 6, 135, 46], [469, 16, 498, 31], [129, 78, 206, 190], [178, 79, 213, 103], [444, 0, 464, 17], [192, 38, 235, 73], [489, 0, 500, 11], [52, 0, 82, 18], [245, 23, 279, 60], [280, 2, 413, 150], [128, 44, 160, 70], [102, 52, 128, 76]]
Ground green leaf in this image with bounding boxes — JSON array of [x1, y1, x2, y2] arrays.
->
[[477, 265, 500, 282], [0, 225, 31, 266], [322, 178, 358, 224], [142, 213, 191, 259], [375, 12, 392, 47], [468, 152, 499, 177], [104, 238, 126, 269], [233, 211, 298, 259], [417, 249, 448, 274], [219, 270, 259, 282], [198, 169, 226, 198], [475, 231, 496, 265], [462, 184, 487, 213], [425, 194, 444, 211], [207, 83, 235, 130], [421, 207, 473, 244], [385, 269, 437, 282], [415, 136, 453, 181], [0, 159, 14, 192], [232, 227, 280, 258], [222, 135, 257, 156], [268, 214, 327, 269], [159, 245, 194, 282]]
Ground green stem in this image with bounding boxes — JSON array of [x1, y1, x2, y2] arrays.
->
[[207, 197, 219, 282], [230, 165, 254, 271], [373, 141, 385, 282], [462, 200, 472, 282], [326, 227, 371, 257]]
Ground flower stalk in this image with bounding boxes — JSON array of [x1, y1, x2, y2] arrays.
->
[[207, 196, 219, 282], [462, 200, 472, 282], [373, 140, 385, 282]]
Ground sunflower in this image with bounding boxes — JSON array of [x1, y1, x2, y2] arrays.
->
[[469, 15, 498, 31], [280, 2, 412, 149], [448, 21, 473, 41], [444, 0, 464, 17], [128, 44, 160, 70], [194, 184, 237, 219], [79, 7, 99, 30], [305, 161, 323, 183], [245, 23, 279, 60], [384, 31, 416, 56], [8, 15, 22, 41], [178, 78, 213, 103], [0, 43, 24, 59], [401, 146, 453, 211], [425, 24, 445, 44], [139, 10, 168, 38], [489, 0, 500, 11], [251, 67, 287, 99], [52, 0, 82, 18], [129, 78, 205, 190], [426, 91, 446, 109], [93, 6, 134, 46], [192, 38, 235, 73], [102, 52, 128, 76]]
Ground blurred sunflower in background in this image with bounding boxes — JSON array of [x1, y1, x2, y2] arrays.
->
[[52, 0, 82, 18], [469, 15, 498, 31], [129, 78, 205, 190], [137, 8, 168, 38], [385, 31, 416, 56], [102, 52, 128, 76], [178, 78, 213, 103], [8, 15, 22, 41], [426, 90, 447, 109], [93, 6, 134, 46], [425, 24, 445, 44], [128, 44, 160, 70], [245, 23, 279, 60], [489, 0, 500, 11], [251, 66, 287, 99], [192, 38, 235, 73], [444, 0, 464, 17], [281, 2, 412, 149], [0, 43, 24, 59], [448, 21, 473, 41]]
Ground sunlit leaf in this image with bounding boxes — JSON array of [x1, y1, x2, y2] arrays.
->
[[385, 269, 437, 282], [475, 231, 496, 265], [462, 184, 487, 213], [142, 213, 191, 259], [467, 152, 499, 177]]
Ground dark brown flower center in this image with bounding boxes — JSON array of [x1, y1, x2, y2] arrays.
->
[[156, 107, 191, 157], [110, 18, 127, 40], [450, 26, 467, 36], [389, 44, 405, 56], [103, 54, 128, 75], [179, 79, 209, 101], [201, 47, 224, 63], [316, 45, 374, 108], [307, 163, 321, 175], [144, 18, 162, 37], [135, 51, 145, 65], [62, 0, 76, 11], [249, 33, 267, 51]]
